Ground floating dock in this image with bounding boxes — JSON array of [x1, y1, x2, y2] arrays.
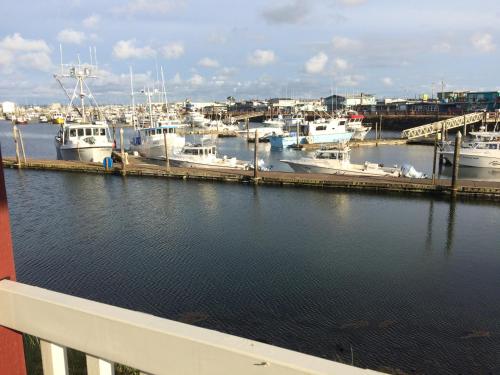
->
[[3, 156, 500, 201]]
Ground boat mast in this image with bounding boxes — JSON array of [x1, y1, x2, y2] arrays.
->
[[147, 87, 154, 128], [130, 66, 137, 130], [160, 66, 168, 109]]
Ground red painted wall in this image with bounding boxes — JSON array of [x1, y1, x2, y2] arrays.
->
[[0, 147, 27, 375]]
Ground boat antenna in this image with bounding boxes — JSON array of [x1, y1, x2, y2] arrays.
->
[[160, 66, 168, 108], [59, 44, 64, 75]]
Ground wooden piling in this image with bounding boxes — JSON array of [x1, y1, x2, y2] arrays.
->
[[245, 118, 249, 140], [120, 128, 126, 176], [12, 126, 20, 168], [163, 132, 170, 171], [463, 113, 467, 136], [432, 132, 438, 184], [253, 130, 259, 180], [379, 115, 383, 140], [17, 128, 26, 166], [451, 131, 462, 195]]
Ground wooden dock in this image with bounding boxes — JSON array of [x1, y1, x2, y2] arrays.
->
[[3, 157, 500, 200]]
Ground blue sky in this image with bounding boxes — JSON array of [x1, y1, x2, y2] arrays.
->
[[0, 0, 499, 104]]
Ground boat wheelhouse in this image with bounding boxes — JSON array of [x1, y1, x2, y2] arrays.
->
[[269, 117, 353, 148], [168, 142, 252, 170], [129, 124, 186, 160]]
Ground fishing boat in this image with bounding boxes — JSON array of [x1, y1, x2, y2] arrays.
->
[[346, 113, 371, 140], [281, 143, 425, 178], [269, 116, 353, 148], [128, 71, 187, 159], [52, 113, 65, 125], [14, 116, 28, 125], [39, 115, 49, 123], [169, 142, 252, 170], [53, 57, 113, 163], [440, 140, 500, 168]]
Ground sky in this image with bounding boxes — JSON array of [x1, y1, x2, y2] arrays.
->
[[0, 0, 499, 104]]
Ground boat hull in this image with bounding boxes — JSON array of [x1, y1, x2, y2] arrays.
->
[[168, 158, 248, 170], [56, 144, 112, 163], [441, 151, 500, 168], [281, 160, 400, 177]]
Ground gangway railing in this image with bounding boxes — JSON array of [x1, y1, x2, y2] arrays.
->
[[401, 112, 486, 139], [0, 280, 382, 375]]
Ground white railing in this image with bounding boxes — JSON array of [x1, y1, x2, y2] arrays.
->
[[0, 280, 382, 375], [401, 112, 485, 139]]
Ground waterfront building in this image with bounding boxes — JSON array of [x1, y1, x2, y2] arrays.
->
[[324, 94, 376, 112], [467, 91, 500, 112]]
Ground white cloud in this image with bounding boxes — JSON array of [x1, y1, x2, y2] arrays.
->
[[262, 0, 310, 24], [0, 33, 50, 53], [471, 33, 495, 52], [248, 49, 276, 66], [337, 74, 363, 86], [198, 57, 219, 68], [18, 52, 53, 72], [83, 14, 100, 28], [207, 32, 227, 45], [333, 58, 349, 71], [188, 74, 204, 86], [305, 52, 328, 74], [381, 77, 393, 86], [116, 0, 184, 15], [0, 34, 52, 73], [172, 73, 182, 84], [112, 39, 156, 59], [332, 36, 361, 50], [432, 42, 452, 53], [338, 0, 367, 5], [162, 42, 184, 59], [57, 29, 86, 44]]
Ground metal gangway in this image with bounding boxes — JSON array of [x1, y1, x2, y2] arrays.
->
[[401, 112, 486, 139]]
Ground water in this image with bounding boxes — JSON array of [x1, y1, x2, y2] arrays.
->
[[2, 122, 500, 374]]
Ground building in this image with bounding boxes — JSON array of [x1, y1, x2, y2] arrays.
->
[[1, 101, 15, 115], [466, 91, 500, 112], [324, 94, 376, 112]]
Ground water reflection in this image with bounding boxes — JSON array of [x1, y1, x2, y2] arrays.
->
[[425, 200, 434, 253], [445, 198, 457, 256]]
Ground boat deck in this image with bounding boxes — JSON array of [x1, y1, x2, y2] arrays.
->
[[3, 155, 500, 200]]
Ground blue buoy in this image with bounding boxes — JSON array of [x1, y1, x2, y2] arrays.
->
[[103, 157, 113, 170]]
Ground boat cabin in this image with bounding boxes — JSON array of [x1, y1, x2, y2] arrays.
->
[[315, 145, 351, 162], [182, 144, 217, 156], [61, 125, 109, 145]]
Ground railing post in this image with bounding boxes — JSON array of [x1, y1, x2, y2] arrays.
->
[[0, 146, 27, 375], [86, 354, 115, 375], [40, 340, 69, 375]]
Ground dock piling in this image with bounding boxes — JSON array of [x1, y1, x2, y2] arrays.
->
[[17, 128, 26, 166], [120, 128, 126, 176], [451, 131, 461, 195], [12, 126, 20, 168], [432, 132, 438, 184], [253, 130, 259, 181], [163, 132, 170, 171]]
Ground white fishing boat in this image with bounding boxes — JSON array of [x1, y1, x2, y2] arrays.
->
[[269, 116, 353, 148], [281, 143, 426, 178], [169, 142, 252, 170], [53, 56, 113, 163], [346, 113, 371, 141], [440, 140, 500, 168], [128, 70, 187, 159], [439, 124, 500, 168]]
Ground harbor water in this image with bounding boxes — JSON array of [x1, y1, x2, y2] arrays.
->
[[2, 122, 500, 374]]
